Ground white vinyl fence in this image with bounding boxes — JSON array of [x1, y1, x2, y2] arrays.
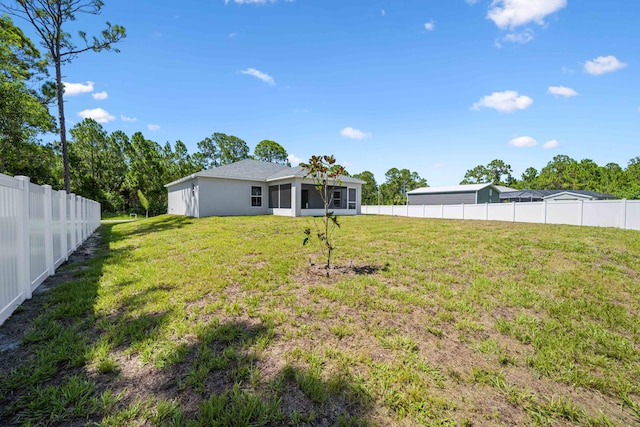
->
[[362, 199, 640, 231], [0, 173, 101, 325]]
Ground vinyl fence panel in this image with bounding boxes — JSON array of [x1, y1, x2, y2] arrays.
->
[[363, 199, 639, 231], [0, 173, 100, 325]]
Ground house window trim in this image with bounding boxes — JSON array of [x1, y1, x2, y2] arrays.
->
[[251, 186, 262, 208]]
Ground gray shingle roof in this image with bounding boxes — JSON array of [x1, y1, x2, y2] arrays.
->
[[165, 159, 365, 187]]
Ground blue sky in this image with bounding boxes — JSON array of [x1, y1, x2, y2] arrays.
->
[[39, 0, 639, 186]]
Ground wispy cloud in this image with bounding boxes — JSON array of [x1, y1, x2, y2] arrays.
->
[[543, 139, 559, 149], [77, 108, 115, 123], [471, 90, 533, 113], [240, 68, 275, 86], [488, 0, 567, 29], [500, 29, 534, 44], [63, 81, 94, 96], [147, 124, 161, 131], [584, 55, 627, 75], [548, 86, 578, 98], [424, 20, 435, 31], [381, 9, 385, 17], [287, 154, 303, 166], [92, 91, 108, 100], [509, 136, 538, 147], [340, 127, 372, 140], [121, 115, 137, 122]]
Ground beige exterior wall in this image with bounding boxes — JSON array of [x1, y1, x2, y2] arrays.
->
[[167, 179, 198, 217]]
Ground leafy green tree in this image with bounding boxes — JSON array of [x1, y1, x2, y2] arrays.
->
[[379, 168, 427, 204], [517, 167, 538, 189], [352, 171, 378, 205], [124, 132, 167, 215], [536, 155, 577, 189], [253, 139, 289, 165], [300, 155, 346, 274], [599, 163, 626, 197], [137, 189, 149, 218], [0, 15, 55, 175], [624, 157, 640, 199], [196, 132, 250, 167], [3, 0, 126, 192], [69, 118, 108, 200], [460, 159, 513, 185]]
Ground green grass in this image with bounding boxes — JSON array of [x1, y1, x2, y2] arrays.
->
[[1, 214, 639, 426]]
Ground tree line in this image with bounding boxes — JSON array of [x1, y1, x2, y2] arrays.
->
[[353, 155, 640, 206]]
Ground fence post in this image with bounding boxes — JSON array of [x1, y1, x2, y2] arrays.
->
[[462, 203, 465, 220], [512, 202, 516, 223], [43, 185, 54, 276], [441, 204, 444, 219], [543, 200, 548, 224], [485, 203, 489, 221], [68, 193, 76, 251], [621, 199, 627, 229], [579, 200, 584, 226], [422, 204, 426, 218], [15, 176, 32, 299], [76, 195, 82, 246], [60, 190, 68, 261]]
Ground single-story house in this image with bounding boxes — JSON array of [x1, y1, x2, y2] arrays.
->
[[165, 159, 365, 218], [407, 183, 502, 205], [499, 189, 616, 203]]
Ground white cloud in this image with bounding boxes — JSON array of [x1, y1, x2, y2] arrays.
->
[[488, 0, 567, 29], [287, 154, 303, 166], [228, 32, 237, 38], [77, 108, 115, 123], [120, 115, 137, 122], [543, 139, 559, 149], [471, 90, 533, 113], [147, 124, 161, 131], [92, 91, 108, 100], [501, 29, 534, 44], [433, 162, 444, 168], [381, 9, 385, 16], [548, 86, 578, 98], [509, 136, 538, 147], [340, 127, 372, 140], [240, 68, 275, 86], [561, 66, 575, 74], [63, 81, 94, 96], [583, 55, 627, 75], [424, 20, 435, 31]]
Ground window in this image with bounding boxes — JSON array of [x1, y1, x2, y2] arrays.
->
[[268, 184, 292, 208], [348, 188, 356, 209], [251, 186, 262, 207], [333, 190, 341, 208]]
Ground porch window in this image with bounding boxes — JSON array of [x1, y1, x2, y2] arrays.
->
[[348, 188, 356, 209], [251, 186, 262, 207], [333, 190, 341, 208], [268, 184, 291, 208]]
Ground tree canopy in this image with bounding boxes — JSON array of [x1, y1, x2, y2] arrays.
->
[[253, 140, 289, 165], [3, 0, 126, 191]]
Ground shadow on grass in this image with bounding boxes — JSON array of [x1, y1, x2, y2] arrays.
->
[[108, 214, 195, 241], [0, 222, 376, 426]]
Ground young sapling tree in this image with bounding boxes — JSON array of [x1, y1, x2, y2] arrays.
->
[[300, 155, 346, 275]]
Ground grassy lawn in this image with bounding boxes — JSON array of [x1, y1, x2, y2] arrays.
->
[[1, 214, 639, 426]]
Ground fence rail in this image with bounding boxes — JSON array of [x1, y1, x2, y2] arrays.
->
[[362, 199, 640, 231], [1, 173, 101, 325]]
